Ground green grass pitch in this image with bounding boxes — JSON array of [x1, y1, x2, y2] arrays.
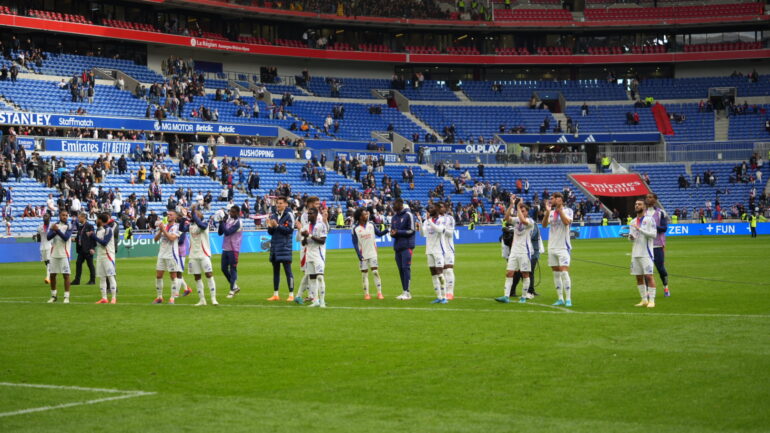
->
[[1, 236, 769, 432]]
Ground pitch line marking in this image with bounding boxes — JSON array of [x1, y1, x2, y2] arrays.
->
[[0, 382, 155, 418], [0, 299, 767, 319]]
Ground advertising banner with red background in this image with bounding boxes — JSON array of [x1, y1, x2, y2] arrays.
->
[[571, 174, 651, 197]]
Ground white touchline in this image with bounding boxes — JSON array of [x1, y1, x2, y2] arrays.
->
[[0, 382, 156, 418], [0, 299, 767, 319]]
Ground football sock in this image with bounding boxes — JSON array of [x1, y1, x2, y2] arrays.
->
[[432, 275, 441, 299], [44, 260, 50, 277], [438, 274, 446, 298], [310, 278, 318, 301], [63, 291, 70, 300], [100, 278, 107, 298], [647, 285, 656, 301], [317, 275, 326, 303], [298, 274, 309, 297], [107, 276, 117, 297], [637, 284, 647, 300], [207, 277, 216, 298], [51, 289, 57, 298], [444, 268, 454, 295], [522, 278, 530, 296], [554, 272, 564, 301], [511, 272, 522, 296], [196, 279, 205, 299], [361, 272, 370, 295], [155, 278, 163, 298], [561, 272, 571, 301], [372, 270, 382, 294], [504, 277, 513, 297]]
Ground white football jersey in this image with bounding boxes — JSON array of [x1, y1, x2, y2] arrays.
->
[[421, 217, 445, 256], [157, 222, 180, 260], [188, 222, 211, 259], [353, 222, 379, 261], [629, 215, 656, 258], [38, 222, 52, 252], [442, 214, 455, 253], [49, 221, 72, 259], [509, 217, 534, 257], [305, 221, 328, 263], [95, 226, 116, 260], [547, 207, 573, 252]]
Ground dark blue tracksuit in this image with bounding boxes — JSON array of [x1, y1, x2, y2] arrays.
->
[[391, 209, 416, 292], [267, 210, 295, 292]]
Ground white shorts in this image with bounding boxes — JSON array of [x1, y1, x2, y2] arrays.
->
[[359, 258, 379, 271], [40, 249, 50, 262], [188, 257, 213, 275], [630, 256, 654, 276], [427, 253, 445, 268], [506, 254, 531, 272], [156, 257, 182, 273], [49, 257, 71, 275], [443, 249, 455, 266], [547, 250, 571, 267], [306, 260, 325, 275], [95, 257, 116, 278]]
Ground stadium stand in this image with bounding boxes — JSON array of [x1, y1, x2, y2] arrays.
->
[[461, 80, 628, 102], [493, 8, 573, 21], [411, 105, 555, 139], [584, 3, 765, 21], [638, 76, 770, 100], [35, 53, 165, 83]]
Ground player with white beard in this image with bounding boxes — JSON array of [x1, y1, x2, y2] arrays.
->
[[352, 207, 388, 300]]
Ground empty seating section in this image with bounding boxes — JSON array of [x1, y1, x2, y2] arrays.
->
[[0, 78, 151, 117], [329, 42, 354, 51], [638, 76, 770, 100], [536, 46, 573, 55], [495, 47, 530, 55], [399, 82, 458, 101], [287, 101, 427, 141], [630, 45, 666, 54], [461, 80, 628, 101], [0, 5, 16, 14], [446, 47, 480, 55], [631, 163, 769, 214], [358, 44, 391, 53], [587, 47, 623, 55], [728, 105, 770, 140], [684, 42, 764, 52], [405, 45, 441, 54], [307, 77, 390, 99], [37, 53, 164, 83], [584, 3, 764, 20], [198, 31, 228, 41], [664, 103, 715, 142], [237, 36, 270, 45], [102, 19, 158, 32], [411, 105, 554, 139], [562, 105, 657, 134], [28, 9, 91, 24], [494, 8, 573, 21]]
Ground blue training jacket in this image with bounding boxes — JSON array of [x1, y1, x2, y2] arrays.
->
[[267, 210, 294, 262], [390, 209, 416, 251]]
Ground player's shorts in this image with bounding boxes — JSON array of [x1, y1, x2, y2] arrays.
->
[[359, 257, 379, 271], [506, 253, 532, 272], [306, 259, 325, 275], [630, 256, 654, 276], [40, 248, 50, 262], [95, 257, 116, 278], [156, 257, 182, 273], [548, 250, 571, 267], [49, 257, 71, 274], [443, 249, 455, 266], [427, 253, 445, 268], [188, 257, 213, 275]]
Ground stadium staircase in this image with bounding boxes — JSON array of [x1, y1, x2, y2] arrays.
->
[[453, 90, 471, 102], [714, 115, 729, 141], [401, 111, 443, 142]]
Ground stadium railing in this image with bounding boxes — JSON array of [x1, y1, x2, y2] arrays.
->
[[425, 151, 587, 165]]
